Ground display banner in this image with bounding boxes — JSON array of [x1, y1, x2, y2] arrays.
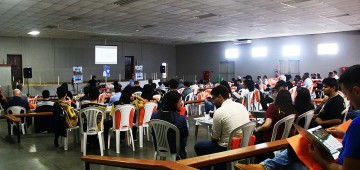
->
[[73, 66, 83, 83], [135, 65, 143, 80], [103, 65, 110, 77]]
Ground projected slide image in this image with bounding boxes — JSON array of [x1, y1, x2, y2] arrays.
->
[[95, 45, 118, 64]]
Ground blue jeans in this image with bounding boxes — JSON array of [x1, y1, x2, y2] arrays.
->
[[261, 149, 308, 170], [194, 140, 227, 170]]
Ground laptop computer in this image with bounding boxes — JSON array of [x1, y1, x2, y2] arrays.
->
[[293, 124, 343, 160]]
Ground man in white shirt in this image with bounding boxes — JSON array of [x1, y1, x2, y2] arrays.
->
[[333, 70, 339, 79], [194, 85, 250, 170], [302, 72, 313, 88]]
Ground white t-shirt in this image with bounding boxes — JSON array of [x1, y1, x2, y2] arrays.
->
[[304, 78, 313, 88], [240, 88, 250, 98], [212, 99, 250, 147]]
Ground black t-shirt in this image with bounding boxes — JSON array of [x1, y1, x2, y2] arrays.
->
[[88, 79, 97, 87], [314, 94, 345, 128], [286, 81, 294, 90]]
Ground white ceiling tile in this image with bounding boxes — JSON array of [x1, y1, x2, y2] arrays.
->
[[0, 0, 359, 44]]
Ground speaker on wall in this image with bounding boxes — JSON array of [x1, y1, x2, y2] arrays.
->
[[160, 66, 166, 73], [23, 68, 32, 78]]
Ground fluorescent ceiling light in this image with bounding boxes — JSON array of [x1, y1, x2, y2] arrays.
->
[[28, 31, 40, 35]]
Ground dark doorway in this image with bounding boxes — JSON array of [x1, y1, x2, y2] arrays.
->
[[7, 54, 22, 89], [125, 56, 134, 80]]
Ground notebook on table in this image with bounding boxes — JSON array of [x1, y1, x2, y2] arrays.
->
[[294, 124, 343, 160]]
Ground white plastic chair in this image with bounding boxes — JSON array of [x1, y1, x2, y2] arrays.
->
[[177, 88, 185, 94], [6, 106, 27, 135], [107, 104, 136, 153], [289, 86, 297, 103], [184, 92, 197, 115], [79, 107, 105, 156], [0, 103, 4, 116], [295, 110, 314, 130], [133, 91, 142, 97], [98, 93, 107, 104], [138, 102, 157, 148], [149, 119, 180, 161], [342, 109, 349, 123], [152, 94, 161, 102], [244, 91, 255, 111], [62, 108, 80, 151], [271, 114, 296, 141], [227, 121, 256, 169]]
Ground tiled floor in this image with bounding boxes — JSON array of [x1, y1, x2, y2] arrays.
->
[[0, 114, 212, 170]]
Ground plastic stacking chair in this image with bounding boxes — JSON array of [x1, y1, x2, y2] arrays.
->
[[133, 91, 142, 97], [184, 92, 197, 115], [152, 94, 161, 102], [79, 107, 105, 156], [289, 86, 297, 102], [107, 104, 136, 153], [295, 110, 314, 130], [342, 109, 349, 123], [6, 106, 27, 135], [228, 122, 257, 150], [138, 102, 157, 148], [271, 114, 296, 141], [98, 93, 107, 104], [227, 121, 257, 169], [149, 119, 180, 161], [62, 109, 80, 151], [0, 103, 4, 116]]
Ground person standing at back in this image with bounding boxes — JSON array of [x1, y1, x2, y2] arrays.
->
[[88, 75, 98, 87], [194, 85, 249, 170]]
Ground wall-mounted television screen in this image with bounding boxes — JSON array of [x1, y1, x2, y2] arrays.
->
[[95, 45, 118, 64]]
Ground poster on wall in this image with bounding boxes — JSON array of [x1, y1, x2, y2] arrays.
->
[[103, 65, 110, 77], [135, 65, 143, 80], [73, 66, 83, 83]]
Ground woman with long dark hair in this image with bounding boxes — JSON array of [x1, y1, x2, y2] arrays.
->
[[151, 91, 189, 159], [294, 87, 315, 126], [256, 90, 297, 143]]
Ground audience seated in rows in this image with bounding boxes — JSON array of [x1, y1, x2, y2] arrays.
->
[[235, 64, 360, 170]]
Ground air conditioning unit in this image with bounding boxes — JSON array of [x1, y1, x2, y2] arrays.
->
[[233, 39, 252, 44]]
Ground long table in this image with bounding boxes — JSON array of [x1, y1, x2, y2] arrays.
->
[[5, 112, 53, 143]]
